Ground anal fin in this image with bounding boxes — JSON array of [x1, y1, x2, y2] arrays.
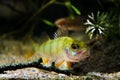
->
[[41, 57, 51, 67]]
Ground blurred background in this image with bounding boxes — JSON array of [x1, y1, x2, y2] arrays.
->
[[0, 0, 120, 77], [0, 0, 118, 39]]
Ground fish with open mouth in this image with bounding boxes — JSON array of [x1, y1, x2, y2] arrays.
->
[[0, 16, 90, 71], [33, 36, 90, 70]]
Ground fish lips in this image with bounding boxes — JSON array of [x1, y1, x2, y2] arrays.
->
[[64, 49, 87, 62]]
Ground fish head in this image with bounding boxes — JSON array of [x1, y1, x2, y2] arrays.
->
[[63, 41, 90, 62]]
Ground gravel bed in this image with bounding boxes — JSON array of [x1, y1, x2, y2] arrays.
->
[[0, 67, 76, 79], [0, 67, 120, 80]]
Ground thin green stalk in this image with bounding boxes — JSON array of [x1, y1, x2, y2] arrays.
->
[[54, 2, 64, 5], [0, 0, 56, 39], [24, 0, 56, 27], [97, 0, 103, 10]]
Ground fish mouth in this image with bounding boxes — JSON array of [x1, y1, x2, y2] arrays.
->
[[77, 49, 86, 55], [65, 49, 87, 62]]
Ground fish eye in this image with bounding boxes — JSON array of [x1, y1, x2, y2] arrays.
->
[[71, 44, 79, 50]]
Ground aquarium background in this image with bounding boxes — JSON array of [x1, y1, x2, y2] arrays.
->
[[0, 0, 119, 79], [0, 0, 118, 39]]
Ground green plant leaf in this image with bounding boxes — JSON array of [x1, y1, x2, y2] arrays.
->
[[42, 19, 55, 27], [66, 5, 75, 19], [64, 1, 71, 7], [88, 31, 93, 39], [71, 5, 81, 15]]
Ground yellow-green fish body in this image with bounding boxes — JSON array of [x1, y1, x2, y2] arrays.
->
[[33, 37, 90, 70]]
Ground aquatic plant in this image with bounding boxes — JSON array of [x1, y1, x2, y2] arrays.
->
[[84, 11, 119, 40], [84, 12, 107, 39], [41, 0, 81, 27], [0, 0, 81, 39]]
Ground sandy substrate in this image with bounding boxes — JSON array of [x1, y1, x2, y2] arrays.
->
[[0, 67, 77, 79], [0, 67, 120, 80]]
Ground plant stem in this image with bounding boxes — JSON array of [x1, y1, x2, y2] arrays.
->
[[0, 0, 56, 39], [24, 0, 56, 27]]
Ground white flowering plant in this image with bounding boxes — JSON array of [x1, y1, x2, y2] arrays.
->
[[84, 12, 111, 40]]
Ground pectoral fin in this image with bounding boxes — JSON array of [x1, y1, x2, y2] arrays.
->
[[55, 60, 71, 70]]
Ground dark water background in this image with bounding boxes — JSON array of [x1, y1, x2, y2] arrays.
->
[[0, 0, 116, 39]]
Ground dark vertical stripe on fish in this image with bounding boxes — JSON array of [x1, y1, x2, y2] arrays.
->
[[43, 43, 46, 54], [49, 40, 52, 55], [61, 37, 67, 50], [56, 38, 60, 54]]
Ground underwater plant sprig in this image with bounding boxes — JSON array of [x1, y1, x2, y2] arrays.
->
[[84, 11, 111, 40]]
